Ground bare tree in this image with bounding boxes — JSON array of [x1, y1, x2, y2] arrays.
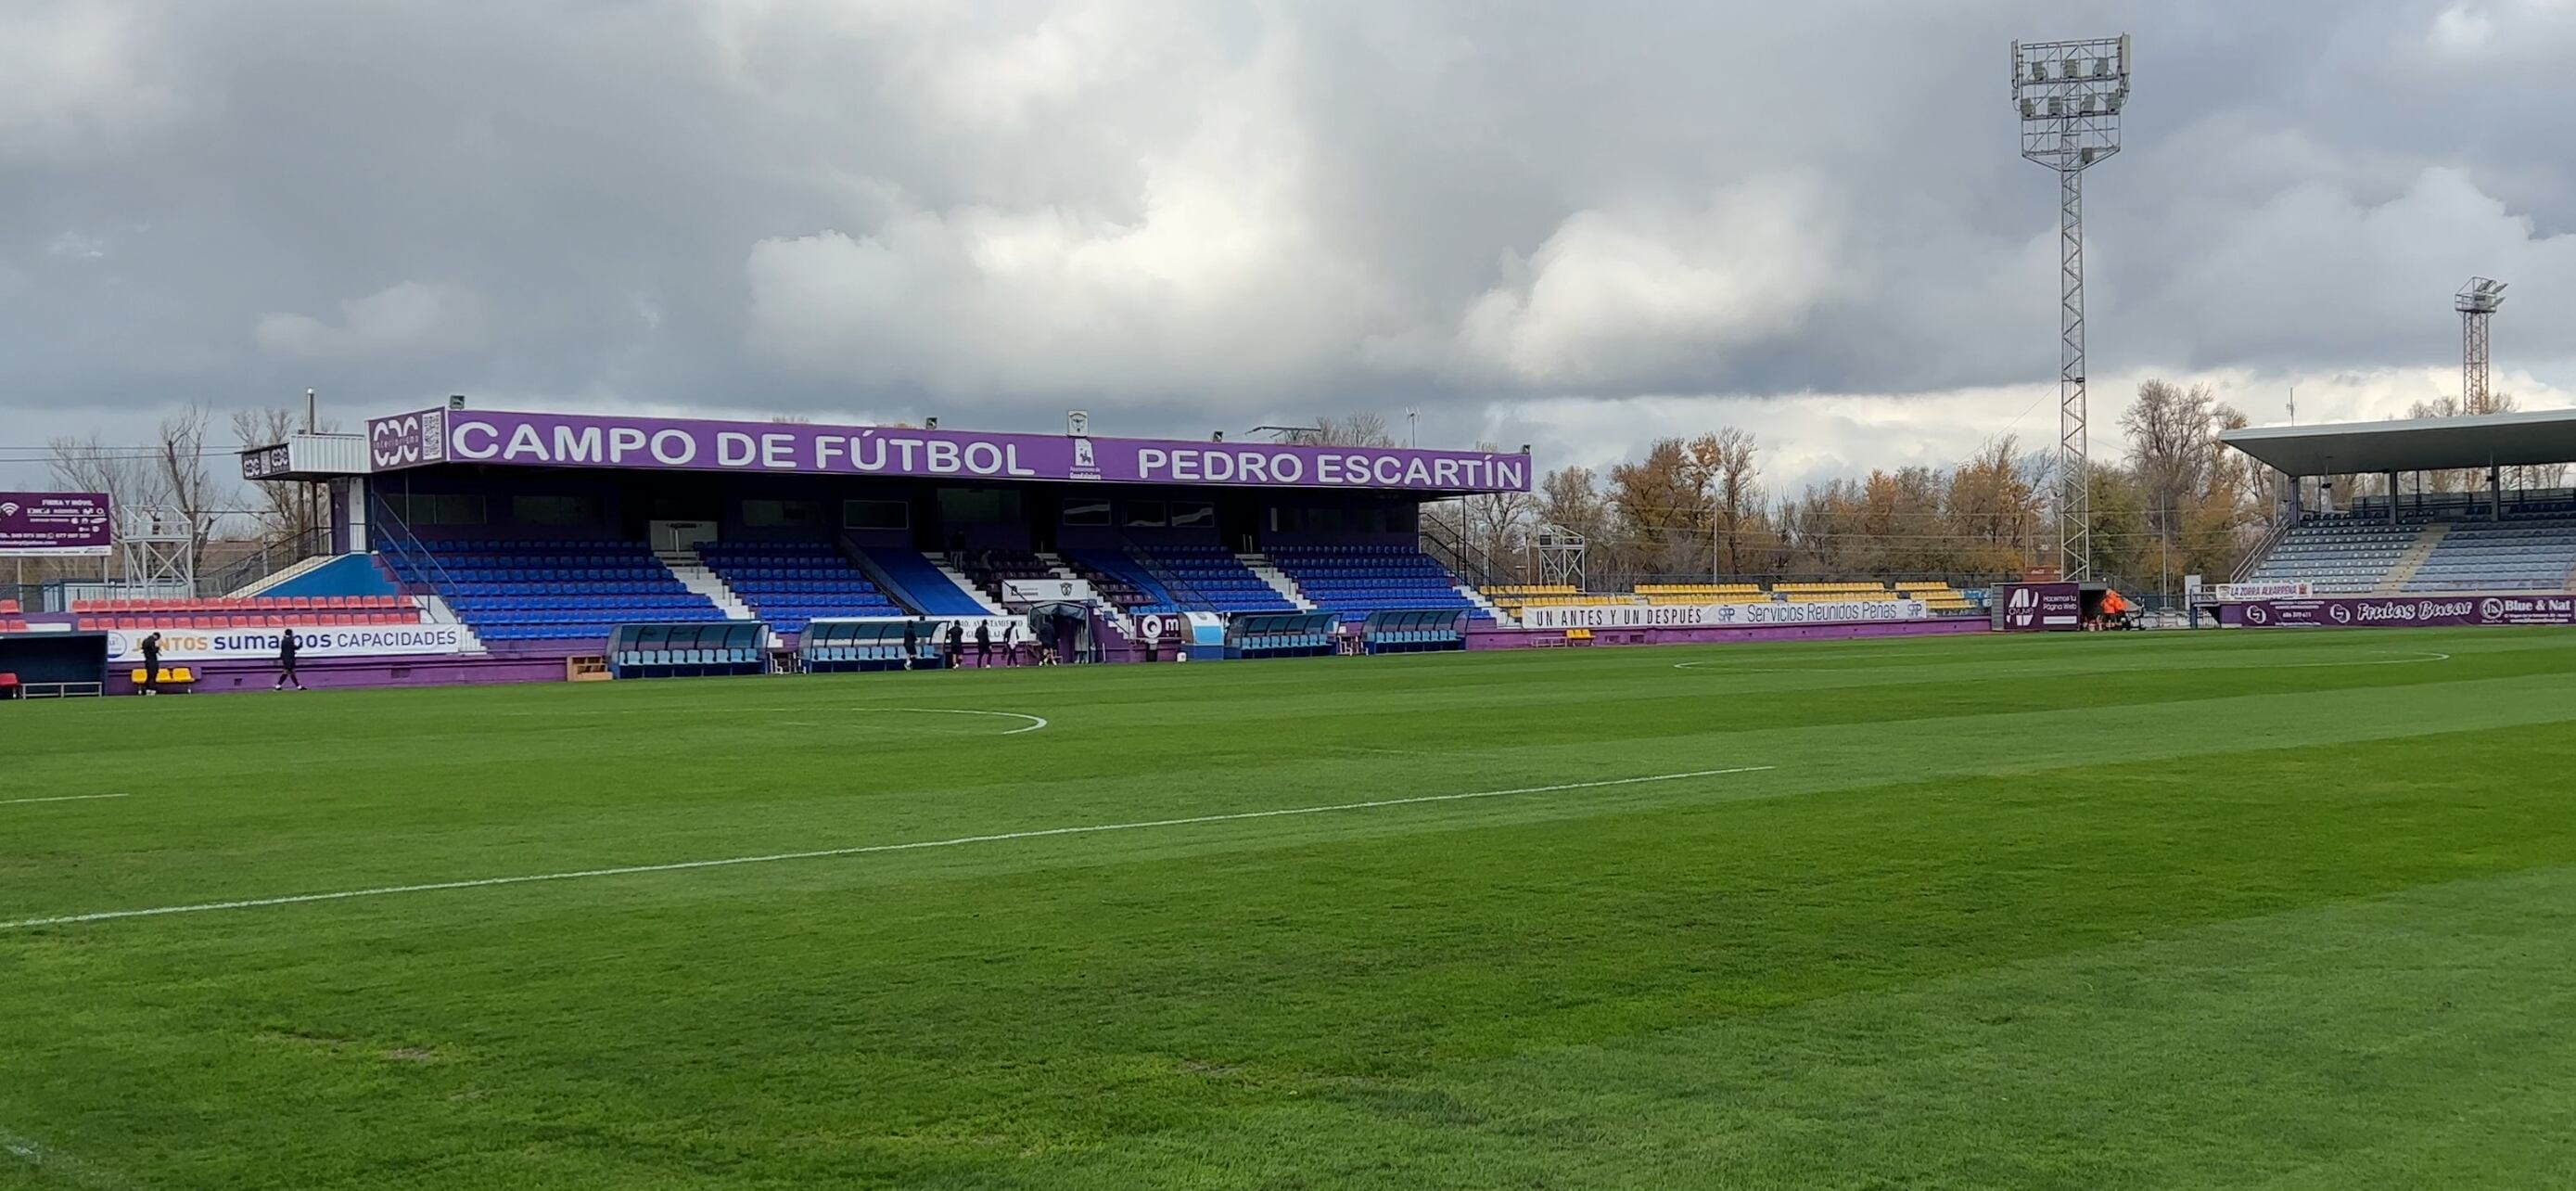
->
[[1422, 441, 1538, 585], [46, 431, 165, 510], [1307, 413, 1397, 447], [158, 403, 225, 577], [1690, 429, 1764, 574], [45, 403, 229, 583], [2123, 379, 2217, 519], [2408, 391, 2564, 491]]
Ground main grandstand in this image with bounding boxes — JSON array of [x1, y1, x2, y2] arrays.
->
[[0, 406, 1535, 690]]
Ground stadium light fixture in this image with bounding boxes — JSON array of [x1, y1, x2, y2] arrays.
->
[[2456, 276, 2507, 412], [2012, 32, 2130, 583], [1211, 430, 1225, 442], [924, 416, 939, 431]]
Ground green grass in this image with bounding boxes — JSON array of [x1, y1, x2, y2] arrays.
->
[[6, 628, 2576, 1188]]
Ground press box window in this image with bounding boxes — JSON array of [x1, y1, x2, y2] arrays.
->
[[743, 500, 823, 529], [512, 494, 603, 526], [385, 493, 488, 525], [842, 499, 911, 531]]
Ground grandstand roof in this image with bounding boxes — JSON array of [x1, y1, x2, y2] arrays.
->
[[2220, 408, 2576, 476]]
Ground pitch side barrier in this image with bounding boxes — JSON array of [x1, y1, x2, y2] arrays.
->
[[608, 622, 768, 679], [1227, 611, 1337, 659], [1362, 608, 1468, 655]]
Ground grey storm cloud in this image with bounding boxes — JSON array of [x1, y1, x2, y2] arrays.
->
[[6, 0, 2576, 487]]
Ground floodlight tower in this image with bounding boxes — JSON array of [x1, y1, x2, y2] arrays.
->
[[2456, 277, 2506, 413], [2013, 34, 2131, 581]]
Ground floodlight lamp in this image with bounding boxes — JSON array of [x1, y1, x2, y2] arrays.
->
[[924, 416, 939, 431]]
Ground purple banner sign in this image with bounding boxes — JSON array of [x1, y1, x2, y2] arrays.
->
[[364, 408, 1529, 493], [367, 408, 450, 471], [1998, 582, 2081, 632], [0, 492, 112, 557], [2225, 594, 2576, 629]]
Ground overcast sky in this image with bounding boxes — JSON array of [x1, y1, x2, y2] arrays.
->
[[6, 0, 2576, 496]]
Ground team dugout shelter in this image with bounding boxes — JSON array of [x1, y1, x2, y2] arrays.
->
[[236, 404, 1531, 678]]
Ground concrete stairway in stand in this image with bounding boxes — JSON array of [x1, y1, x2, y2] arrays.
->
[[1457, 583, 1510, 626], [931, 557, 1009, 615], [2374, 524, 2452, 594], [658, 548, 762, 625], [1039, 550, 1136, 635], [1240, 553, 1317, 610]]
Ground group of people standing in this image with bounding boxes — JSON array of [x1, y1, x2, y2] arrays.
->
[[899, 618, 1062, 670]]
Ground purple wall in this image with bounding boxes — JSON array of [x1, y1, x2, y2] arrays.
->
[[2217, 593, 2576, 628]]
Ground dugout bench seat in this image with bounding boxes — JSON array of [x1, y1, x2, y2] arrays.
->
[[130, 667, 198, 691]]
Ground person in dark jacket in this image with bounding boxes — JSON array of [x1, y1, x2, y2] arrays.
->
[[138, 632, 163, 696], [274, 629, 308, 691], [944, 621, 965, 671], [902, 619, 921, 671], [975, 621, 992, 668]]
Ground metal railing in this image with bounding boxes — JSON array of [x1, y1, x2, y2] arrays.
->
[[202, 526, 332, 597], [365, 495, 468, 613]]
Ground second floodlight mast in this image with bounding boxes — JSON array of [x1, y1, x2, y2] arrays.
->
[[2456, 277, 2506, 414]]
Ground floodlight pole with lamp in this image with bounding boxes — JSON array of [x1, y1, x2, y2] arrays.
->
[[2013, 34, 2130, 583], [2457, 277, 2506, 414], [2457, 277, 2508, 519]]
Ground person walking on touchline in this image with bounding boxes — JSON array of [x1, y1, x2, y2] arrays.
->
[[274, 628, 308, 691], [139, 632, 163, 696]]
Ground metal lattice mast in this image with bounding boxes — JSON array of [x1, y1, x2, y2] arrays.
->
[[2058, 167, 2088, 578], [2456, 277, 2505, 414], [2013, 34, 2130, 582]]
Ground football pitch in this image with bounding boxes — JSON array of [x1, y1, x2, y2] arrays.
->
[[6, 629, 2576, 1189]]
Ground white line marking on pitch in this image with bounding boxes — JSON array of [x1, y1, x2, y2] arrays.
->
[[0, 766, 1771, 931], [2, 1124, 124, 1188], [848, 708, 1049, 734], [1, 793, 129, 807]]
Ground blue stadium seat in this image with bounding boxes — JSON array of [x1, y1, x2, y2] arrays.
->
[[389, 537, 728, 645]]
